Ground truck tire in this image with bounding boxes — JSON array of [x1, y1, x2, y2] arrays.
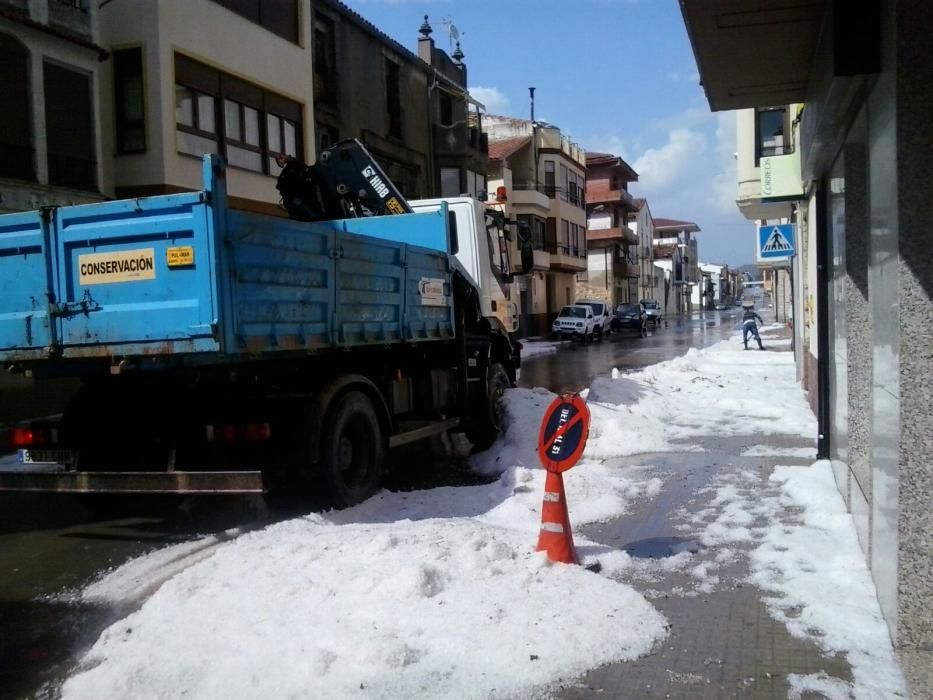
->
[[320, 390, 385, 508], [466, 362, 509, 452]]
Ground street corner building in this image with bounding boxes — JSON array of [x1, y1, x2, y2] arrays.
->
[[680, 1, 933, 696]]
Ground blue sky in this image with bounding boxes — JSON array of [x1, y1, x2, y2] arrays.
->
[[344, 0, 756, 266]]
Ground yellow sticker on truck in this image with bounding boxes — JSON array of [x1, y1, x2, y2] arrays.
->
[[78, 248, 156, 285], [166, 245, 194, 267]]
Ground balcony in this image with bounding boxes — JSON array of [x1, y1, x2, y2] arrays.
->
[[736, 140, 804, 220], [48, 0, 92, 39], [510, 183, 550, 212], [615, 262, 640, 279], [586, 226, 637, 245], [433, 124, 488, 157], [549, 243, 587, 272], [585, 187, 637, 212]]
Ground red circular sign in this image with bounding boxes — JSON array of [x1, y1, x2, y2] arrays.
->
[[537, 394, 591, 473]]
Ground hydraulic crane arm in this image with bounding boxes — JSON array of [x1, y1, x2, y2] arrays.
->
[[275, 139, 413, 222]]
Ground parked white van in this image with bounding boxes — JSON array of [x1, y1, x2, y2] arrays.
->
[[575, 299, 612, 337]]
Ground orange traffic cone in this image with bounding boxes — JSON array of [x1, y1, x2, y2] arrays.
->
[[536, 470, 579, 564]]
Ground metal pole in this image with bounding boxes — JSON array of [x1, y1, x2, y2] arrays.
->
[[529, 87, 538, 190]]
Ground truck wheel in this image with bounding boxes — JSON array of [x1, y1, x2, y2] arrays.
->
[[320, 391, 385, 508], [466, 362, 509, 452]]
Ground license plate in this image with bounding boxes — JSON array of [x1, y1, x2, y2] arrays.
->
[[18, 449, 76, 465]]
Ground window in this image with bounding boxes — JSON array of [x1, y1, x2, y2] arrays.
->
[[0, 33, 33, 180], [544, 161, 555, 197], [439, 93, 453, 126], [560, 164, 569, 201], [266, 113, 298, 174], [440, 167, 460, 197], [376, 156, 419, 199], [225, 98, 262, 171], [213, 0, 298, 43], [113, 47, 145, 154], [385, 59, 402, 138], [560, 219, 570, 255], [174, 54, 301, 175], [466, 169, 485, 199], [175, 84, 218, 159], [755, 106, 788, 164], [44, 61, 96, 190], [313, 13, 337, 107]]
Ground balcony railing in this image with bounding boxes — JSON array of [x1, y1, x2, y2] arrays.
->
[[433, 125, 488, 156], [49, 0, 92, 37], [537, 185, 586, 209], [585, 187, 636, 210], [512, 182, 549, 195]]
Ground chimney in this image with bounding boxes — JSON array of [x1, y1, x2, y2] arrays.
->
[[418, 15, 434, 65]]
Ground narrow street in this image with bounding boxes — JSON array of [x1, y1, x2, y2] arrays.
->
[[520, 308, 744, 394], [0, 310, 741, 698]]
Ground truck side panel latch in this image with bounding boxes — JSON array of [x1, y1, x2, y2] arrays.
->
[[49, 290, 101, 318]]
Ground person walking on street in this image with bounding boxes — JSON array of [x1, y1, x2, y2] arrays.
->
[[741, 305, 765, 350]]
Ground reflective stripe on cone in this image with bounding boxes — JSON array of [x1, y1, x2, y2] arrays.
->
[[536, 470, 579, 564]]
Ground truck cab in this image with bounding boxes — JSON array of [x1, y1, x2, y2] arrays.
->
[[409, 197, 518, 335]]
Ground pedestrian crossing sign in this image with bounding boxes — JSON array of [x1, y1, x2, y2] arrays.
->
[[758, 223, 795, 259]]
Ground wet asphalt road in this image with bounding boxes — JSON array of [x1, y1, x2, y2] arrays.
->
[[520, 307, 744, 393], [0, 308, 744, 699]]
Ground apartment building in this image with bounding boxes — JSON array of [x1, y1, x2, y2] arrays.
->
[[652, 218, 699, 315], [484, 116, 587, 337], [681, 2, 933, 694], [0, 0, 112, 212], [630, 198, 656, 302], [98, 0, 314, 214], [311, 8, 486, 200], [577, 152, 639, 308], [3, 0, 485, 219]]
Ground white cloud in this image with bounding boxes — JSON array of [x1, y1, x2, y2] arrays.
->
[[612, 108, 752, 265], [470, 86, 511, 115], [581, 134, 631, 159], [650, 106, 713, 133], [632, 127, 708, 190], [668, 71, 681, 81], [711, 111, 739, 215]]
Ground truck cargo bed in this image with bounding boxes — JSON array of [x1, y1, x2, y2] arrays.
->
[[0, 156, 454, 370]]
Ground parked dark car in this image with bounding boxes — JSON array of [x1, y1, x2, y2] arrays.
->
[[611, 303, 646, 335], [640, 299, 662, 329]]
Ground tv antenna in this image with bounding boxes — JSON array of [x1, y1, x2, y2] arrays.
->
[[439, 17, 463, 52]]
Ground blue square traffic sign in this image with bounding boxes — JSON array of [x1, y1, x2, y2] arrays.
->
[[758, 224, 795, 259]]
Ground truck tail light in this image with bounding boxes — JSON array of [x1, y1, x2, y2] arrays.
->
[[11, 426, 55, 448], [206, 423, 272, 443]]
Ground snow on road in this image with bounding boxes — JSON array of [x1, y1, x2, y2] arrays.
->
[[60, 333, 903, 699], [519, 339, 565, 359], [62, 390, 672, 699]]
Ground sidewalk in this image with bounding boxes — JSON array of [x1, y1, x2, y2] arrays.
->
[[555, 324, 902, 699]]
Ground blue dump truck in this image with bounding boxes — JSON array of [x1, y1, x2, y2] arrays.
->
[[0, 155, 520, 507]]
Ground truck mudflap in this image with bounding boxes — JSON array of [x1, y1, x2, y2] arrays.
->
[[0, 470, 264, 494]]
